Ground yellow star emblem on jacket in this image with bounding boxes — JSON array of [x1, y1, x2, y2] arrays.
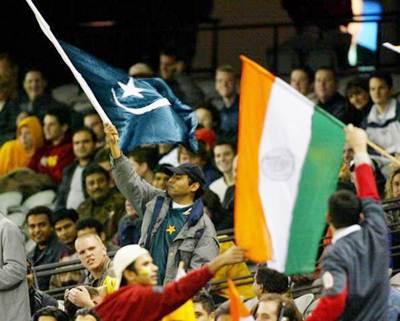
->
[[166, 225, 176, 235]]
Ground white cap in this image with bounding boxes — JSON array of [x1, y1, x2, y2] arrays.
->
[[112, 245, 149, 289]]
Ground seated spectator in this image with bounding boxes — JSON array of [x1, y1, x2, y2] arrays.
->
[[195, 104, 220, 131], [32, 306, 69, 321], [55, 127, 97, 210], [19, 68, 67, 120], [76, 218, 118, 252], [342, 77, 372, 126], [363, 71, 400, 177], [208, 65, 239, 137], [0, 115, 44, 176], [75, 308, 102, 321], [26, 206, 67, 290], [203, 189, 232, 231], [77, 164, 125, 241], [209, 139, 236, 202], [178, 142, 220, 186], [65, 286, 107, 319], [252, 293, 302, 321], [127, 146, 159, 184], [151, 163, 171, 190], [314, 66, 346, 121], [0, 53, 21, 146], [193, 293, 216, 321], [290, 66, 314, 99], [159, 49, 204, 106], [49, 209, 85, 289], [29, 107, 75, 183], [385, 168, 400, 225], [128, 62, 154, 78], [93, 147, 112, 174], [74, 233, 113, 287], [116, 199, 142, 246], [83, 111, 105, 149]]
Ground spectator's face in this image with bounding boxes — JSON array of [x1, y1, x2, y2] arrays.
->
[[178, 147, 192, 164], [214, 144, 235, 174], [43, 115, 66, 142], [125, 199, 137, 217], [194, 302, 213, 321], [152, 172, 170, 190], [27, 214, 53, 245], [75, 236, 107, 273], [167, 174, 198, 198], [369, 77, 392, 106], [19, 125, 34, 150], [314, 69, 337, 103], [392, 173, 400, 198], [130, 253, 158, 285], [75, 315, 97, 321], [256, 300, 279, 321], [23, 70, 46, 100], [347, 87, 370, 110], [84, 114, 105, 142], [54, 218, 77, 246], [215, 71, 236, 99], [73, 131, 96, 160], [196, 108, 213, 129], [159, 54, 177, 80], [85, 172, 110, 201], [290, 69, 311, 95], [38, 317, 57, 321]]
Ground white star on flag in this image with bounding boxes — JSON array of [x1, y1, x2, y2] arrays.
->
[[118, 78, 145, 99]]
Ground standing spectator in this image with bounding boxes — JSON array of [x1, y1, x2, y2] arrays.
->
[[105, 123, 219, 284], [305, 125, 390, 321], [314, 67, 346, 121], [19, 68, 67, 120], [290, 66, 314, 99], [55, 127, 97, 210], [77, 164, 126, 241], [0, 115, 44, 176], [363, 71, 400, 177], [209, 140, 236, 202], [0, 53, 20, 146], [0, 210, 30, 321], [29, 107, 75, 183], [208, 65, 239, 137], [83, 111, 106, 149], [26, 206, 67, 290]]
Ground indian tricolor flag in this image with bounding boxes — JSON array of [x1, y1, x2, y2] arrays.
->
[[235, 56, 345, 274], [228, 279, 255, 321]]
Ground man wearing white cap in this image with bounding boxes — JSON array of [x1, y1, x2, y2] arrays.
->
[[92, 244, 245, 321]]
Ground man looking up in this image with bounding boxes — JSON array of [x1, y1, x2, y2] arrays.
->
[[305, 125, 390, 321], [104, 123, 219, 284]]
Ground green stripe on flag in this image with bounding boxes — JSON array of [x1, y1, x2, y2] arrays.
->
[[284, 108, 345, 274]]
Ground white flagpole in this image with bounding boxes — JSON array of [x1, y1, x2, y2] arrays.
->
[[25, 0, 112, 124], [383, 42, 400, 55]]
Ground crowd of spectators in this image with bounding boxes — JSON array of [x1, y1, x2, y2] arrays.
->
[[2, 35, 400, 321]]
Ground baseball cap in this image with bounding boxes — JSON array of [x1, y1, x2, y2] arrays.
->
[[165, 163, 206, 187], [112, 245, 149, 289]]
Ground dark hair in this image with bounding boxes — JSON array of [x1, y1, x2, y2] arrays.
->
[[45, 107, 71, 127], [369, 70, 393, 89], [255, 265, 289, 294], [195, 104, 221, 130], [82, 164, 110, 185], [73, 127, 97, 143], [94, 147, 110, 163], [32, 306, 69, 321], [153, 163, 172, 175], [328, 190, 361, 228], [76, 218, 104, 235], [214, 137, 237, 155], [214, 301, 230, 320], [75, 308, 100, 321], [202, 189, 229, 227], [345, 77, 369, 98], [193, 293, 215, 315], [315, 66, 337, 80], [52, 208, 79, 226], [254, 294, 302, 321], [127, 146, 159, 171], [65, 287, 99, 319], [291, 65, 314, 83], [26, 206, 53, 224], [119, 261, 139, 287]]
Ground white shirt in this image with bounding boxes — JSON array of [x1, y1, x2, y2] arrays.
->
[[66, 166, 85, 209], [332, 224, 361, 244], [209, 177, 229, 202]]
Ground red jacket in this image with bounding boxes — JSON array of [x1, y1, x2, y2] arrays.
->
[[28, 134, 74, 183], [95, 265, 213, 321]]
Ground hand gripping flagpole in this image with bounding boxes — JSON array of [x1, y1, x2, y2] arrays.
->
[[25, 0, 112, 124]]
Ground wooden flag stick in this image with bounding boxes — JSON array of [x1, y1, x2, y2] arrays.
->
[[367, 139, 400, 167]]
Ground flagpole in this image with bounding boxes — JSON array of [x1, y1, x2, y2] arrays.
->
[[367, 140, 400, 167], [25, 0, 112, 124]]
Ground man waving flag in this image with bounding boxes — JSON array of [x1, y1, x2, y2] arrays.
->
[[25, 0, 198, 153]]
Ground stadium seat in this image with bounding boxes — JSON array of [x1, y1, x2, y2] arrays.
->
[[7, 212, 26, 227], [294, 293, 314, 314], [22, 190, 56, 210], [0, 191, 23, 214], [390, 272, 400, 290], [304, 298, 320, 317]]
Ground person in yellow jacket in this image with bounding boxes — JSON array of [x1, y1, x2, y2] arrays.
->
[[0, 115, 43, 176]]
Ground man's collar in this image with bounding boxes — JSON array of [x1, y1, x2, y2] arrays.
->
[[332, 224, 361, 244]]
